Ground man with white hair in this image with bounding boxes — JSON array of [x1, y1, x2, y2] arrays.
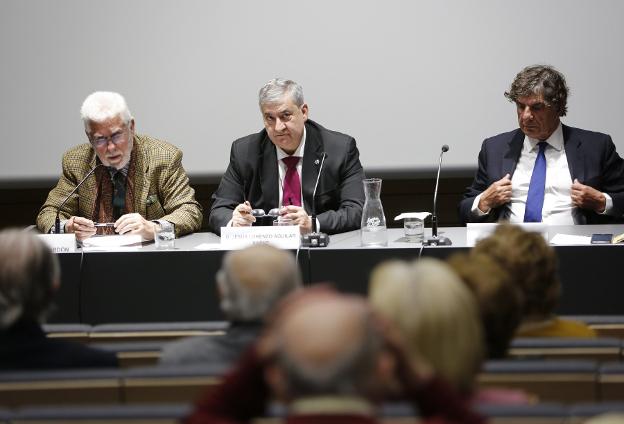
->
[[159, 244, 301, 366], [209, 78, 365, 235], [36, 91, 202, 241]]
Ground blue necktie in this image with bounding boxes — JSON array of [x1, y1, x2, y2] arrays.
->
[[524, 142, 547, 222]]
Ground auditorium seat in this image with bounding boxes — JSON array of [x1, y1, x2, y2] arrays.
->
[[0, 369, 123, 408], [42, 324, 92, 343], [564, 315, 624, 339], [478, 360, 598, 403], [121, 364, 226, 404], [478, 403, 568, 424], [598, 362, 624, 401], [6, 404, 191, 424], [509, 338, 622, 361], [89, 322, 228, 343], [92, 341, 166, 367], [568, 402, 624, 423]]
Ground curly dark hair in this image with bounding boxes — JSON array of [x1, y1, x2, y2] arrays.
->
[[473, 224, 560, 319], [504, 65, 569, 117]]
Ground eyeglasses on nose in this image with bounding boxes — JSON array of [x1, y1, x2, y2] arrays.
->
[[91, 130, 126, 147]]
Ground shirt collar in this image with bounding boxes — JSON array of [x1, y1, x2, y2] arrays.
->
[[526, 122, 564, 152], [276, 126, 306, 160]]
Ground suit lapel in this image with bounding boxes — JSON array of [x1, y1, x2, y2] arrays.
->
[[502, 129, 525, 177], [259, 135, 279, 209], [563, 125, 584, 182], [302, 122, 323, 212], [132, 136, 150, 214]]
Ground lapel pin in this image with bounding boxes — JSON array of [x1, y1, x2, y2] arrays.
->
[[314, 159, 320, 165]]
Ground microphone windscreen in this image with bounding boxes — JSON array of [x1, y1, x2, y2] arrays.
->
[[441, 145, 449, 152]]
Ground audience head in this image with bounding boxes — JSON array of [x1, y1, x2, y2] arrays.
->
[[0, 229, 60, 329], [369, 258, 483, 394], [217, 244, 301, 322], [473, 225, 560, 321], [81, 91, 135, 170], [447, 252, 523, 359], [266, 289, 388, 401]]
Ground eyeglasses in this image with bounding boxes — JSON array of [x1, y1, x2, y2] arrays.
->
[[91, 129, 127, 147]]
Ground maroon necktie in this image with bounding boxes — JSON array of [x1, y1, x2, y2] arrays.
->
[[282, 156, 302, 207]]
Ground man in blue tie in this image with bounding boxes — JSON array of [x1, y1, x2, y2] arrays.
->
[[459, 65, 624, 225]]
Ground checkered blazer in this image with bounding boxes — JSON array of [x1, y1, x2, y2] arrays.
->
[[36, 134, 203, 236]]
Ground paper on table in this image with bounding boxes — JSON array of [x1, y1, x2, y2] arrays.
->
[[550, 233, 591, 245], [81, 234, 143, 250], [194, 243, 225, 250], [394, 212, 431, 221]]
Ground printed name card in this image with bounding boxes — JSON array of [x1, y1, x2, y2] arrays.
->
[[221, 226, 301, 249], [38, 234, 77, 253]]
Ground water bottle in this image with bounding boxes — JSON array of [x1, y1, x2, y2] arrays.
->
[[360, 178, 388, 247]]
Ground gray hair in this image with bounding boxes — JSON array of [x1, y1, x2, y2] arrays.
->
[[276, 309, 382, 397], [258, 78, 305, 107], [80, 91, 133, 128], [0, 229, 60, 329], [504, 65, 569, 116], [217, 245, 301, 321]]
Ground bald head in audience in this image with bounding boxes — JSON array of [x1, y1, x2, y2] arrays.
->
[[217, 244, 301, 322], [266, 292, 389, 401]]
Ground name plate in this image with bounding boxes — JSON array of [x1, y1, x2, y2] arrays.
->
[[221, 226, 301, 249], [37, 234, 77, 253]]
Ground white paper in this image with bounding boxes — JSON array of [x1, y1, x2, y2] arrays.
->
[[194, 243, 225, 250], [81, 234, 143, 249], [394, 212, 431, 221], [550, 234, 591, 245]]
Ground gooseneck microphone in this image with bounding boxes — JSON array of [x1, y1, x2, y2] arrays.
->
[[54, 164, 105, 234], [423, 145, 452, 246], [302, 152, 330, 247]]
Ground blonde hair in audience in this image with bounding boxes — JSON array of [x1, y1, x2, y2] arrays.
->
[[370, 258, 484, 394]]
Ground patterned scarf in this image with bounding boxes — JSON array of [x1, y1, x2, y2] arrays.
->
[[91, 149, 137, 235]]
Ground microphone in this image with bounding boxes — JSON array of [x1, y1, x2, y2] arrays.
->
[[423, 145, 452, 246], [302, 152, 330, 247], [54, 164, 105, 234]]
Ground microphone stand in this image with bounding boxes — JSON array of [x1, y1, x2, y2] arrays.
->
[[54, 164, 104, 234], [423, 146, 452, 246], [302, 152, 330, 247]]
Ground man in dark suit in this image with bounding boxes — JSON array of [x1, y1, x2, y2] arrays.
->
[[209, 78, 365, 235], [459, 65, 624, 225]]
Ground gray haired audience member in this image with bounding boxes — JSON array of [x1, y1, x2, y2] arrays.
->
[[159, 244, 301, 366], [0, 229, 117, 370]]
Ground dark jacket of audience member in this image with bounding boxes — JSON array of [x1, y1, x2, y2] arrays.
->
[[0, 229, 117, 370], [159, 245, 301, 367]]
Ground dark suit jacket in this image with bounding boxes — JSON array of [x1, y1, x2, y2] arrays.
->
[[159, 322, 262, 367], [459, 125, 624, 225], [209, 120, 365, 235], [0, 319, 118, 370]]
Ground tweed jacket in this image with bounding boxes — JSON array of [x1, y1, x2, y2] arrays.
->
[[36, 134, 202, 236]]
